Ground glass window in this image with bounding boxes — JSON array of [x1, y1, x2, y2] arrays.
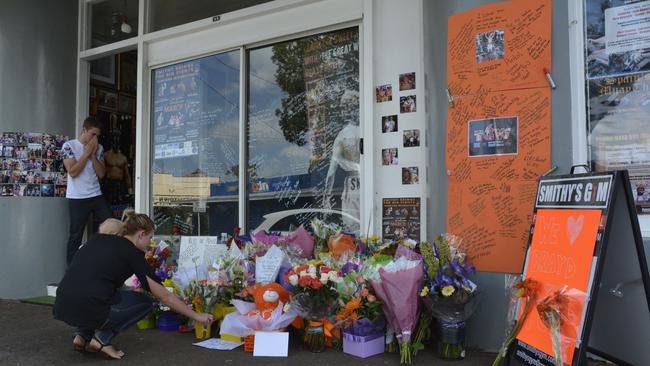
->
[[245, 27, 361, 234], [584, 0, 650, 217], [148, 0, 274, 32], [90, 0, 138, 48], [151, 51, 240, 236]]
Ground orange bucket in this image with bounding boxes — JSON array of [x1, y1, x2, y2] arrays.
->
[[243, 334, 255, 353]]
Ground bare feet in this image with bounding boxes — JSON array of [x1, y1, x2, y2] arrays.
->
[[87, 338, 125, 359], [72, 335, 87, 352]]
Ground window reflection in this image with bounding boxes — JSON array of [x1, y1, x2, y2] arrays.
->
[[245, 27, 361, 233], [151, 51, 240, 235]]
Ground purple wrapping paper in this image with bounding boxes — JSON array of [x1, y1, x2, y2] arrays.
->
[[395, 244, 422, 261], [285, 225, 314, 258], [252, 230, 281, 245], [348, 317, 385, 337], [375, 262, 424, 343]]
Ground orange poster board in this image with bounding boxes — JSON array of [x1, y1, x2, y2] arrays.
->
[[447, 0, 552, 95], [517, 209, 602, 365], [448, 179, 538, 273]]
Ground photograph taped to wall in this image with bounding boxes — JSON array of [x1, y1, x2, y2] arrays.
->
[[468, 116, 518, 157], [586, 0, 650, 78], [400, 95, 416, 113], [382, 197, 420, 242], [476, 30, 505, 64], [382, 148, 399, 166], [403, 129, 420, 147], [376, 84, 392, 102], [402, 167, 419, 185], [382, 115, 398, 133], [399, 72, 416, 91], [631, 176, 650, 214]]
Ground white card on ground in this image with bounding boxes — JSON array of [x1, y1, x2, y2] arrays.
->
[[192, 338, 243, 350], [253, 331, 289, 357]]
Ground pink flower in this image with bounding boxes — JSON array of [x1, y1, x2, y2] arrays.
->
[[360, 288, 369, 297], [356, 275, 365, 284], [367, 295, 376, 302]]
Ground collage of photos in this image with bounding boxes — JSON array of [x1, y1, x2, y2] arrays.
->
[[378, 72, 419, 185], [0, 132, 68, 198]]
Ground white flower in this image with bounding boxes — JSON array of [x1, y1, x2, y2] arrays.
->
[[320, 277, 328, 284], [289, 274, 299, 286], [283, 303, 291, 313], [299, 270, 308, 277], [308, 264, 316, 274], [328, 271, 339, 282]]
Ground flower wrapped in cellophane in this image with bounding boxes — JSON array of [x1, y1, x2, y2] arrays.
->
[[219, 283, 297, 337], [336, 264, 385, 336], [287, 262, 342, 352], [371, 246, 424, 364], [311, 218, 342, 256], [420, 234, 479, 360]]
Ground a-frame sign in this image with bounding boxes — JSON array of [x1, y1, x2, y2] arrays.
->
[[511, 170, 650, 366]]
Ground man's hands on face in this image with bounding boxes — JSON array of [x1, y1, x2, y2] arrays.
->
[[83, 136, 98, 158]]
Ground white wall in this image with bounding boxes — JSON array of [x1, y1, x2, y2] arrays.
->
[[371, 0, 428, 239]]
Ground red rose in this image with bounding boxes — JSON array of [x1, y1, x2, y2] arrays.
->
[[320, 266, 331, 274], [171, 225, 180, 234], [299, 276, 312, 288], [310, 278, 323, 290], [234, 227, 241, 234]]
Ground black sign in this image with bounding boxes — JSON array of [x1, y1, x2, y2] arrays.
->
[[536, 175, 613, 209]]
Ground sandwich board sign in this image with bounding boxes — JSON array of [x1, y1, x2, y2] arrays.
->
[[511, 170, 650, 366]]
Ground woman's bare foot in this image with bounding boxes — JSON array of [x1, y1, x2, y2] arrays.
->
[[87, 338, 125, 359], [72, 335, 87, 351]]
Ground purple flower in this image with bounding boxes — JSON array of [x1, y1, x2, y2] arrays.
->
[[341, 262, 359, 275]]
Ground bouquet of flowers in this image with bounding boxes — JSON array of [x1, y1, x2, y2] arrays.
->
[[145, 239, 173, 281], [183, 278, 221, 315], [311, 218, 342, 255], [371, 247, 424, 364], [286, 262, 342, 352], [336, 270, 384, 335], [420, 234, 479, 360]]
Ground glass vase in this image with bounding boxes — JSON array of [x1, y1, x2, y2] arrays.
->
[[436, 320, 466, 360], [305, 323, 326, 353]]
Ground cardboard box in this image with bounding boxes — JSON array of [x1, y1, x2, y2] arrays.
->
[[342, 332, 385, 358]]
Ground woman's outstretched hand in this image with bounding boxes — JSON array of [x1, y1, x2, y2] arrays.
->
[[194, 313, 214, 325]]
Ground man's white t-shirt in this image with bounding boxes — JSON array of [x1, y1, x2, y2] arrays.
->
[[61, 139, 104, 199]]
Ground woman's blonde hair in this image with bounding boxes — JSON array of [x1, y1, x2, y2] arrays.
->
[[99, 218, 125, 235], [121, 209, 155, 236]]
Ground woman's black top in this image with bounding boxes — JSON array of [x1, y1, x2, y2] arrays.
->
[[53, 234, 161, 329]]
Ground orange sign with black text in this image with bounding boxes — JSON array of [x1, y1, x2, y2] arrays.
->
[[516, 209, 602, 365]]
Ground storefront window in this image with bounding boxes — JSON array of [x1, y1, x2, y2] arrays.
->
[[245, 27, 361, 233], [585, 0, 650, 215], [89, 0, 139, 48], [148, 0, 274, 32], [151, 51, 240, 236]]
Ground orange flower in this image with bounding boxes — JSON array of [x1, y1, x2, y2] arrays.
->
[[514, 278, 539, 298], [336, 297, 362, 322], [328, 233, 357, 259]]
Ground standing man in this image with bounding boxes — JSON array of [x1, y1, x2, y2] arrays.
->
[[62, 117, 111, 265]]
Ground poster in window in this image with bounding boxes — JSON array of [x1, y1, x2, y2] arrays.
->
[[588, 72, 650, 214], [586, 0, 650, 78], [382, 197, 420, 242]]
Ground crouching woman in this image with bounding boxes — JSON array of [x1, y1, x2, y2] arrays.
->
[[54, 211, 213, 359]]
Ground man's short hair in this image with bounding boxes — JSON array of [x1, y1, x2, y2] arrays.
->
[[82, 116, 102, 131]]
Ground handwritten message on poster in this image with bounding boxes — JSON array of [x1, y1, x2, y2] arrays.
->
[[447, 0, 552, 95], [447, 0, 552, 273], [517, 209, 601, 365]]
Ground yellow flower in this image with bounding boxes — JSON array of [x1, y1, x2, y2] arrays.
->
[[369, 235, 379, 242], [441, 285, 455, 297], [420, 286, 430, 297]]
